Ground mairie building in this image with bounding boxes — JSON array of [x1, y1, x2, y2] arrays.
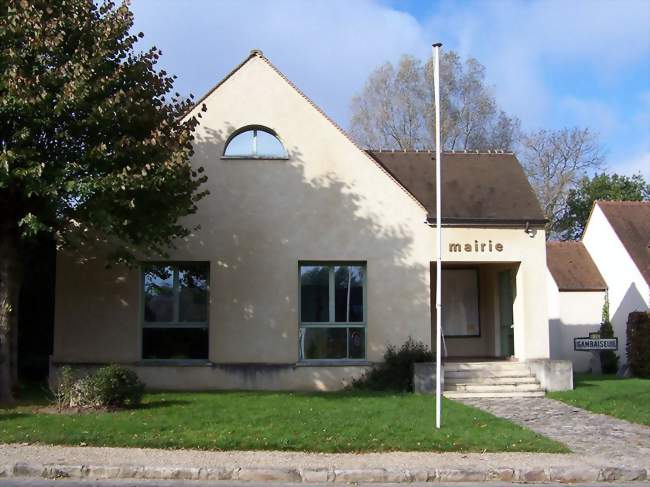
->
[[52, 50, 573, 394]]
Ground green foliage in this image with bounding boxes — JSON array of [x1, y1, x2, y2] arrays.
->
[[352, 338, 434, 392], [627, 311, 650, 378], [91, 364, 144, 407], [0, 0, 208, 399], [558, 173, 650, 240], [599, 295, 619, 374], [52, 365, 144, 409], [0, 0, 208, 261], [1, 390, 567, 453]]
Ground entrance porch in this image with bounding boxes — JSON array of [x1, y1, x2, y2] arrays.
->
[[431, 262, 519, 360]]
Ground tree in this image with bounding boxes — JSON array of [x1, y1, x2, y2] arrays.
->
[[519, 128, 605, 237], [0, 0, 208, 401], [349, 52, 520, 151], [557, 173, 649, 240]]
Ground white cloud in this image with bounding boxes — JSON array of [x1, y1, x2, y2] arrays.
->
[[131, 0, 430, 125], [130, 0, 649, 173]]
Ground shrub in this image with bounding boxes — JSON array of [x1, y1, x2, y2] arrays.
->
[[351, 338, 434, 392], [599, 296, 619, 374], [52, 365, 144, 409], [91, 365, 145, 407], [627, 311, 650, 378]]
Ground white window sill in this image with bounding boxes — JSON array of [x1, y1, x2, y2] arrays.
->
[[295, 360, 371, 367], [137, 360, 212, 367], [220, 156, 289, 160]]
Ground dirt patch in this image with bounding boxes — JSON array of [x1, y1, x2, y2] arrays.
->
[[35, 405, 117, 415]]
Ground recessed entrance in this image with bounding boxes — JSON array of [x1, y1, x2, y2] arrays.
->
[[431, 262, 519, 359]]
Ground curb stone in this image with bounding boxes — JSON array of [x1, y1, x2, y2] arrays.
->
[[5, 461, 650, 482]]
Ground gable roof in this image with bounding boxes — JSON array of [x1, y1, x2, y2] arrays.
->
[[187, 50, 426, 213], [366, 150, 546, 226], [547, 241, 606, 291], [595, 201, 650, 285]]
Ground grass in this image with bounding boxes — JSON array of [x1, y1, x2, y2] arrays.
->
[[0, 387, 567, 453], [548, 374, 650, 425]]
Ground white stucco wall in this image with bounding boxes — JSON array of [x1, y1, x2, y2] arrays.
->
[[582, 204, 650, 365], [546, 270, 605, 372], [52, 54, 551, 390]]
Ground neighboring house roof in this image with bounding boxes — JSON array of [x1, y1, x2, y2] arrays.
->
[[595, 201, 650, 285], [547, 241, 607, 291], [366, 150, 546, 226]]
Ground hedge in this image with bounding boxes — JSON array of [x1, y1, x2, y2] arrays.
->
[[627, 311, 650, 378]]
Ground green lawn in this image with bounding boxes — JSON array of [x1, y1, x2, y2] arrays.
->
[[0, 389, 567, 453], [549, 374, 650, 425]]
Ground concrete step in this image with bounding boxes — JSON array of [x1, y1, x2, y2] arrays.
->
[[444, 383, 542, 393], [445, 376, 538, 385], [444, 361, 530, 372], [444, 390, 545, 399], [445, 369, 533, 379]]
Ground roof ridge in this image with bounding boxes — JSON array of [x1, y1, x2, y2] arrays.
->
[[368, 149, 515, 155], [597, 200, 650, 205], [547, 240, 584, 245]]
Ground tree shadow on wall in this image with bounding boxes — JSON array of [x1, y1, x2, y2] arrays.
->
[[176, 125, 431, 389]]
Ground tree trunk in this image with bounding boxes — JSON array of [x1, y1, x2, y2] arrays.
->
[[0, 229, 22, 403]]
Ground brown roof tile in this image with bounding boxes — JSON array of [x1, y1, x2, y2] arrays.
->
[[547, 241, 607, 291], [366, 150, 546, 225], [596, 201, 650, 285]]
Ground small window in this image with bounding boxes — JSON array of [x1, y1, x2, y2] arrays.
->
[[223, 126, 287, 159], [142, 262, 209, 360], [299, 263, 366, 361]]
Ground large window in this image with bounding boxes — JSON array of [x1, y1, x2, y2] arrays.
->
[[299, 263, 366, 361], [442, 268, 480, 337], [223, 126, 287, 159], [141, 262, 209, 360]]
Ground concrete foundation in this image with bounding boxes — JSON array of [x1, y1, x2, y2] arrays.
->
[[526, 359, 573, 391], [413, 362, 441, 394]]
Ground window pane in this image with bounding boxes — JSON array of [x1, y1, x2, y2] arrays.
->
[[302, 327, 347, 359], [143, 265, 174, 322], [142, 327, 208, 360], [256, 130, 286, 157], [224, 130, 254, 156], [334, 266, 364, 322], [300, 266, 329, 322], [179, 263, 208, 322], [348, 327, 365, 359], [442, 269, 480, 336]]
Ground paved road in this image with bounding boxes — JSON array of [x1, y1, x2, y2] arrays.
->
[[459, 397, 650, 462], [1, 480, 649, 487]]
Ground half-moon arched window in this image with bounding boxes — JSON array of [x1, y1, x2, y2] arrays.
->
[[222, 126, 288, 159]]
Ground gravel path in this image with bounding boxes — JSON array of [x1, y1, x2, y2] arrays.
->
[[458, 397, 650, 464]]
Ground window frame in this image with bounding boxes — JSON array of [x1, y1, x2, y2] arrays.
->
[[139, 261, 210, 363], [298, 261, 368, 362], [221, 125, 288, 160]]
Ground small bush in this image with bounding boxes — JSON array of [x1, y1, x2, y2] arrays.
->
[[599, 296, 619, 374], [599, 318, 619, 374], [627, 311, 650, 378], [351, 338, 433, 392], [52, 365, 144, 409]]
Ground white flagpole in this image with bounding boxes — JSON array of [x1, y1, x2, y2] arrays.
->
[[433, 42, 443, 430]]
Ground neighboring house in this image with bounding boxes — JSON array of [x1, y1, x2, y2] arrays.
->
[[582, 201, 650, 365], [546, 241, 607, 372], [53, 50, 555, 391]]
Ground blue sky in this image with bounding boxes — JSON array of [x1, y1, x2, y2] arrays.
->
[[131, 0, 650, 178]]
